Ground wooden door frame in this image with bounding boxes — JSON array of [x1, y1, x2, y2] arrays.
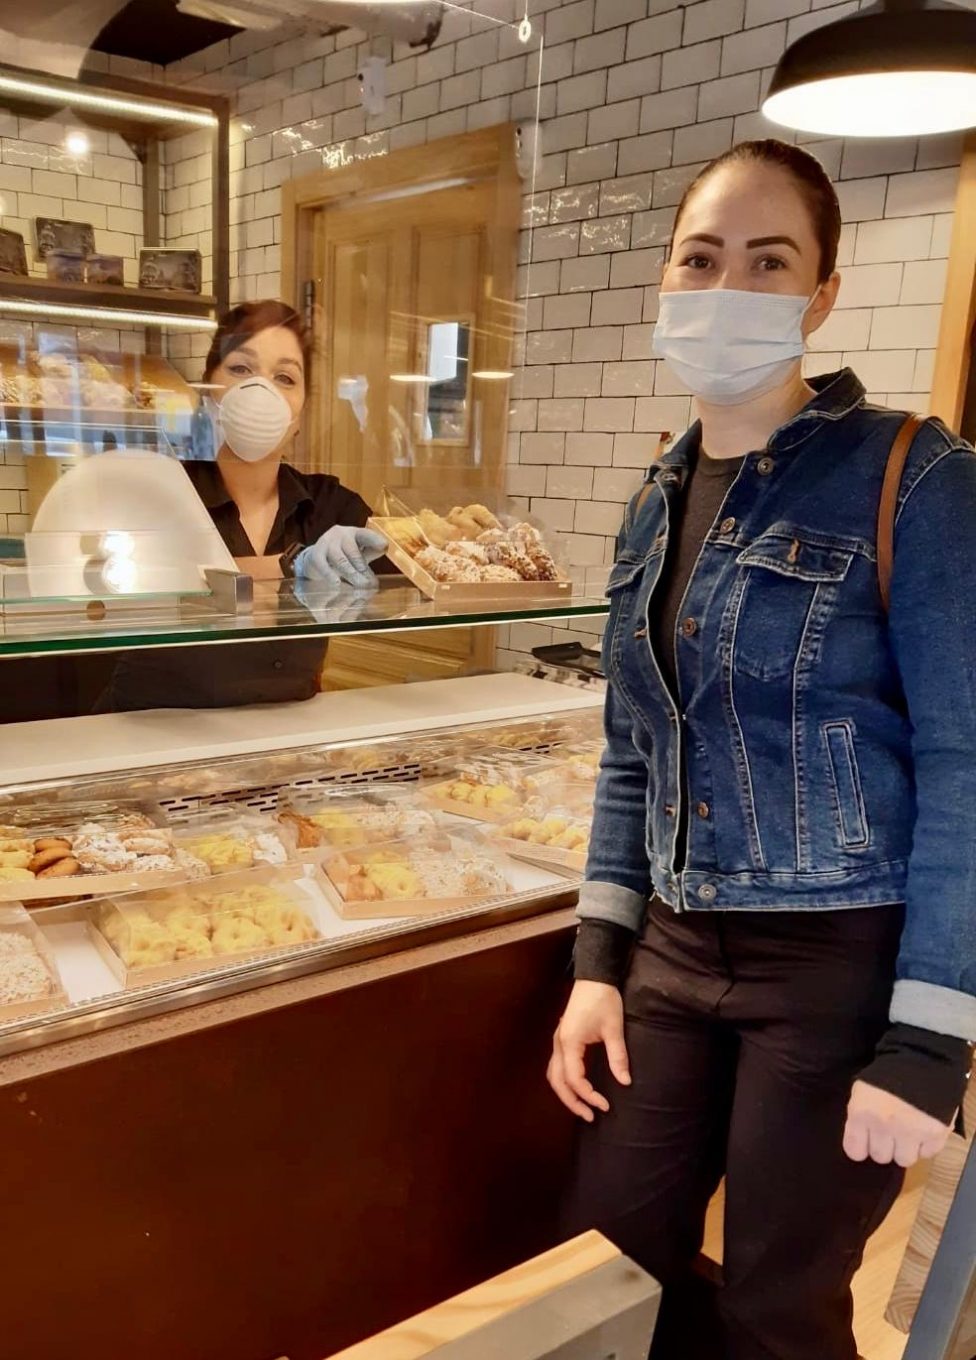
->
[[282, 126, 522, 683], [930, 133, 976, 433], [281, 123, 521, 330]]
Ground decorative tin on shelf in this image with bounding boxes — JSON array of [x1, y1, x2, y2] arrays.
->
[[86, 254, 125, 286], [46, 250, 85, 284], [0, 228, 28, 277], [139, 247, 202, 294], [34, 217, 95, 260]]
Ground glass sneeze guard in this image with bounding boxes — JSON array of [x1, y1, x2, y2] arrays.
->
[[0, 572, 610, 657]]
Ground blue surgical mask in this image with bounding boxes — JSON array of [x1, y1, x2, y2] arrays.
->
[[653, 288, 812, 405]]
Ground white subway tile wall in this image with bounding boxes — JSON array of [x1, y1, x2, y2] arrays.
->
[[149, 1, 960, 665], [0, 109, 157, 532]]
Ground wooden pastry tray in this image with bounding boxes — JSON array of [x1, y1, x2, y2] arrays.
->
[[420, 782, 520, 825], [488, 835, 588, 877], [1, 867, 189, 905], [85, 864, 325, 988], [368, 516, 572, 605], [318, 869, 499, 922]]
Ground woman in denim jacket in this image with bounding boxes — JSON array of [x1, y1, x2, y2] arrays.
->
[[548, 140, 974, 1360]]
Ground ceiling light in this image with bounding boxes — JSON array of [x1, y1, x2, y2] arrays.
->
[[0, 299, 216, 330], [390, 374, 435, 384], [0, 73, 217, 127], [472, 371, 514, 380], [762, 0, 976, 139], [65, 131, 91, 156]]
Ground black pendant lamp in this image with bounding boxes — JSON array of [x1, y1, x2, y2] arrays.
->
[[762, 0, 976, 138]]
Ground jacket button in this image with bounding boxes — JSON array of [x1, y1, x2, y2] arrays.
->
[[697, 802, 710, 819], [757, 456, 775, 476], [698, 883, 717, 903], [273, 659, 283, 670], [720, 516, 736, 534], [681, 617, 698, 638]]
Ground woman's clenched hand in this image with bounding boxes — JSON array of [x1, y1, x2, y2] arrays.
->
[[844, 1080, 953, 1167]]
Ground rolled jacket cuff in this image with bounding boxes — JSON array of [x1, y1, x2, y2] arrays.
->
[[891, 979, 976, 1041], [577, 880, 647, 932]]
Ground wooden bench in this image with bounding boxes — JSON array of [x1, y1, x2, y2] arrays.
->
[[321, 1231, 661, 1360]]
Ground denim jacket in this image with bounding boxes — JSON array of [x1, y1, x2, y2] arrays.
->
[[580, 370, 976, 1040]]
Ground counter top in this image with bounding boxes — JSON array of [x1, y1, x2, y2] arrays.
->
[[0, 673, 602, 785]]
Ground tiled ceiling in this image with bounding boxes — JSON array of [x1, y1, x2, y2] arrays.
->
[[91, 0, 240, 66]]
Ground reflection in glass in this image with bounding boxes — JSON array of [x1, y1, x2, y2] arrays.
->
[[423, 320, 470, 443]]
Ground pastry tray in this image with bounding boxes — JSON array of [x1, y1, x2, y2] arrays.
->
[[488, 835, 587, 877], [420, 779, 522, 825], [318, 840, 509, 921], [367, 516, 572, 605], [86, 864, 324, 988], [0, 905, 69, 1021], [0, 867, 189, 905]]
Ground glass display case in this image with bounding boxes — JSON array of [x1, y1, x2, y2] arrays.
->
[[0, 673, 605, 1056], [0, 51, 610, 1059]]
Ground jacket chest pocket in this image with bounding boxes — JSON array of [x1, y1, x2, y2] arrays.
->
[[605, 545, 664, 663], [728, 533, 854, 681]]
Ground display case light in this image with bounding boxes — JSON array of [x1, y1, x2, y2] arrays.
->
[[762, 0, 976, 138], [0, 73, 218, 128], [0, 298, 216, 329], [472, 370, 514, 381]]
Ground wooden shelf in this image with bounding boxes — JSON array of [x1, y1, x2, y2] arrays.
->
[[0, 275, 216, 320]]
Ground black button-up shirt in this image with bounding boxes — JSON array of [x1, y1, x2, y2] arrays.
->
[[101, 461, 374, 711], [182, 460, 372, 557]]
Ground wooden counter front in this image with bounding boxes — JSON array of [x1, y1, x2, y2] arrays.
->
[[0, 910, 578, 1360]]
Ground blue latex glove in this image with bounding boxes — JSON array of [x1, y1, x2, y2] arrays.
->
[[293, 526, 387, 590]]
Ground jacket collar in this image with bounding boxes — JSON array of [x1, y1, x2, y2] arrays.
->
[[652, 369, 867, 484]]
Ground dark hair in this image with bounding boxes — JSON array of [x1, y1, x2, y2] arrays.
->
[[672, 139, 842, 282], [203, 299, 311, 381]]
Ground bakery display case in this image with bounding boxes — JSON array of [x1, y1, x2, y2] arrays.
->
[[0, 673, 604, 1056]]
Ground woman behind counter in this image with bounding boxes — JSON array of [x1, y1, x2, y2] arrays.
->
[[100, 300, 388, 711]]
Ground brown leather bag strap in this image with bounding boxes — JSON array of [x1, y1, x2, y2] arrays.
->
[[877, 413, 925, 613]]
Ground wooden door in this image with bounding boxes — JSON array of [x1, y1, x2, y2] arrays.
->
[[294, 150, 519, 690]]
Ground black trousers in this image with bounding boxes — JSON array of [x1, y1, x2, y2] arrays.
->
[[565, 899, 907, 1360]]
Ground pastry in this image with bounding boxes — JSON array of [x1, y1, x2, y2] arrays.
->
[[103, 881, 318, 971], [34, 854, 81, 878], [0, 931, 53, 1005], [417, 509, 461, 547], [384, 516, 427, 555], [0, 850, 31, 869], [0, 867, 34, 882]]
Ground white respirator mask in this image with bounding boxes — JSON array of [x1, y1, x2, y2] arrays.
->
[[216, 376, 294, 462], [652, 288, 813, 406]]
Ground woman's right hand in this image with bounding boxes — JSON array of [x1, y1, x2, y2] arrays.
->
[[547, 981, 631, 1122]]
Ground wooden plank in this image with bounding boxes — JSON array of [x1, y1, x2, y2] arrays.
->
[[324, 1233, 621, 1360], [930, 134, 976, 430]]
